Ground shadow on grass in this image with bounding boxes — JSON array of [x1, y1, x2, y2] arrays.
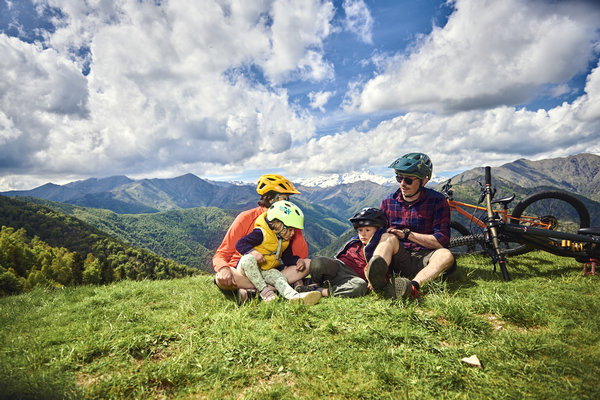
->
[[448, 251, 586, 290]]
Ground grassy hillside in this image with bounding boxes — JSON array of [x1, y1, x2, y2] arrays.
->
[[1, 251, 598, 399], [18, 197, 351, 271]]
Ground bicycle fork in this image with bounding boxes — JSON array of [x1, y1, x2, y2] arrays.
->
[[484, 166, 511, 281]]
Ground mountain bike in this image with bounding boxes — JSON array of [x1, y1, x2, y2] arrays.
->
[[449, 166, 599, 281], [442, 177, 591, 256]]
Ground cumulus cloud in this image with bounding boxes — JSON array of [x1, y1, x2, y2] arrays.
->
[[349, 0, 600, 113], [0, 0, 331, 187], [576, 60, 600, 121], [308, 90, 335, 111], [1, 0, 599, 192], [343, 0, 373, 44], [279, 97, 600, 180], [261, 0, 335, 83]]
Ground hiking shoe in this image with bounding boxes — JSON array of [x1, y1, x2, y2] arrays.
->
[[366, 256, 389, 291], [384, 276, 423, 300], [383, 276, 412, 299], [290, 291, 322, 305]]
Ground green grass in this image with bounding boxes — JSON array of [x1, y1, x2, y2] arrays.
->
[[1, 251, 599, 399]]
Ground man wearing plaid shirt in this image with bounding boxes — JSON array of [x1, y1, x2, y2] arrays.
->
[[366, 153, 455, 299]]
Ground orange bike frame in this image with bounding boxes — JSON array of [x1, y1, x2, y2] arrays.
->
[[447, 199, 553, 230]]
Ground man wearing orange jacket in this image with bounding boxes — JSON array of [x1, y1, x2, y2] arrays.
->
[[213, 174, 310, 303]]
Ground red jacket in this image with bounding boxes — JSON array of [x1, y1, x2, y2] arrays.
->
[[212, 206, 309, 272]]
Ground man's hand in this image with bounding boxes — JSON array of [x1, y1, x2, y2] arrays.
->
[[387, 227, 403, 238], [250, 250, 265, 264], [215, 267, 236, 289], [295, 258, 307, 272]]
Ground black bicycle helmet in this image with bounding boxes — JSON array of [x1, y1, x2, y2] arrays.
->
[[388, 152, 433, 179], [349, 207, 388, 230]]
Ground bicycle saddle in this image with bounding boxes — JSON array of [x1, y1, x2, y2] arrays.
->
[[491, 194, 515, 207], [578, 227, 600, 236]]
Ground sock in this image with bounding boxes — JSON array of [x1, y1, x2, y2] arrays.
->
[[411, 280, 420, 291]]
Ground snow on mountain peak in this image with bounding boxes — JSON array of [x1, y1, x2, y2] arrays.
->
[[294, 171, 395, 188]]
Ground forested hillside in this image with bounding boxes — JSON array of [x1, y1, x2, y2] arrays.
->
[[9, 196, 351, 272], [0, 196, 196, 296]]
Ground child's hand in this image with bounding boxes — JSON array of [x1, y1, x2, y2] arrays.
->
[[295, 258, 306, 272], [250, 250, 265, 264]]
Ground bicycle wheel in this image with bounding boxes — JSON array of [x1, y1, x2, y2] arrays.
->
[[449, 231, 486, 255], [508, 190, 591, 255]]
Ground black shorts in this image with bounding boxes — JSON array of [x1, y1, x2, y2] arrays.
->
[[391, 247, 456, 279]]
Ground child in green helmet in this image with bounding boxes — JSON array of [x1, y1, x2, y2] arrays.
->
[[235, 200, 322, 305]]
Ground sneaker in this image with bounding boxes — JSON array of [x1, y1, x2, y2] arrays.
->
[[260, 286, 277, 302], [383, 276, 412, 299], [290, 291, 322, 305], [384, 276, 424, 300], [366, 255, 389, 291]]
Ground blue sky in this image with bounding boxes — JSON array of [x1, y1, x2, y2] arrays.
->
[[1, 0, 599, 190]]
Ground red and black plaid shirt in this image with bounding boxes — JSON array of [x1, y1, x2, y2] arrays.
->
[[380, 187, 451, 251]]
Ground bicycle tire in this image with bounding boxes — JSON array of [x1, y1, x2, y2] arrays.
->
[[449, 221, 486, 255], [508, 190, 591, 256], [449, 233, 486, 254], [451, 221, 470, 236]]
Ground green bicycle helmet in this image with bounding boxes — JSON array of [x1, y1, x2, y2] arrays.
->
[[388, 153, 433, 179], [267, 200, 304, 230]]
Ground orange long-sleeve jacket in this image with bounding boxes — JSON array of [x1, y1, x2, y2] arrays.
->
[[212, 206, 309, 272]]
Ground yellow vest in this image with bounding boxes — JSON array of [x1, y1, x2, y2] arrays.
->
[[254, 212, 290, 270]]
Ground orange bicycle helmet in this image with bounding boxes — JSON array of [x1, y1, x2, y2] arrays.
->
[[256, 174, 301, 195]]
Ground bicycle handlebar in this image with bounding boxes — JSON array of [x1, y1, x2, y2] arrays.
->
[[485, 166, 491, 186]]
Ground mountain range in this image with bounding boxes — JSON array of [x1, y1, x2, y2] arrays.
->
[[2, 153, 599, 272], [443, 153, 600, 202], [5, 153, 598, 215]]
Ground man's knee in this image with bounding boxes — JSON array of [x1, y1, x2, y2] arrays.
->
[[310, 256, 339, 283], [349, 278, 369, 297], [438, 248, 456, 275], [375, 233, 400, 254], [436, 248, 455, 269], [425, 248, 455, 276]]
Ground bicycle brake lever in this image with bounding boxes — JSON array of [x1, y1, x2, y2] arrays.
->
[[441, 179, 453, 199]]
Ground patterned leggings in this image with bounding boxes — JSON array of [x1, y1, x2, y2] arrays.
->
[[238, 254, 298, 299]]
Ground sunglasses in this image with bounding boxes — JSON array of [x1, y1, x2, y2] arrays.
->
[[396, 175, 418, 185]]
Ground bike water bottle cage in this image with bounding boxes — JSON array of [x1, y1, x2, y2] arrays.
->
[[388, 153, 433, 180]]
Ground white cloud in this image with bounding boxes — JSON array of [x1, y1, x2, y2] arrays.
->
[[1, 0, 332, 186], [576, 60, 600, 121], [343, 0, 373, 44], [1, 0, 599, 193], [271, 88, 600, 180], [261, 0, 335, 83], [349, 0, 600, 113], [308, 90, 334, 111]]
